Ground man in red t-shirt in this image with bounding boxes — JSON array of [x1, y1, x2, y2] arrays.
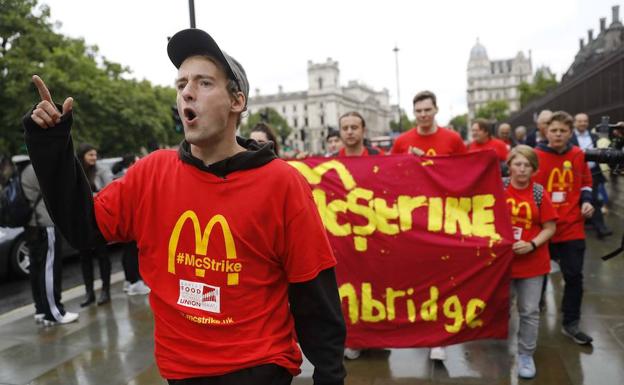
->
[[392, 91, 465, 362], [335, 111, 381, 361], [337, 111, 383, 157], [533, 111, 594, 346], [391, 90, 466, 156], [23, 29, 346, 384], [468, 118, 509, 162]]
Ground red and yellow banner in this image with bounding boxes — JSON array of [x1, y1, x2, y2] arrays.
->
[[289, 151, 513, 348]]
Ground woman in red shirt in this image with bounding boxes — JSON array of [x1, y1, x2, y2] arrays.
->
[[504, 145, 557, 380]]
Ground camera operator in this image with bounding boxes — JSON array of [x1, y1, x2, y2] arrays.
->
[[571, 113, 612, 239]]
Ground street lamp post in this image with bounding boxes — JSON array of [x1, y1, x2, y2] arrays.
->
[[393, 45, 402, 131], [188, 0, 196, 28]]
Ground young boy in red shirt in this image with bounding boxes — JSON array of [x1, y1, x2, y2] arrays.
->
[[533, 111, 594, 345]]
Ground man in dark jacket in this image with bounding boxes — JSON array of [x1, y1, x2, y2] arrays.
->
[[571, 113, 612, 238], [23, 28, 345, 385]]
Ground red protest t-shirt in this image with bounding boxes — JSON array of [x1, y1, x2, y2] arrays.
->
[[505, 182, 558, 278], [533, 146, 592, 242], [338, 146, 384, 156], [391, 127, 467, 156], [468, 138, 509, 162], [93, 150, 336, 379]]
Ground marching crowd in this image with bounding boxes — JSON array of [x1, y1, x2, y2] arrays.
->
[[8, 26, 621, 384]]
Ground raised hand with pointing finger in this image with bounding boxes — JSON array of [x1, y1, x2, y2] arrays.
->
[[30, 75, 73, 129]]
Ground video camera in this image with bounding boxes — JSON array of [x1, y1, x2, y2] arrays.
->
[[584, 116, 624, 171]]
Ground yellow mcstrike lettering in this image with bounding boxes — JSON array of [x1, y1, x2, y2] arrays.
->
[[361, 283, 386, 322], [373, 198, 399, 235], [472, 194, 501, 240], [168, 211, 240, 285], [466, 298, 486, 328], [288, 160, 356, 190], [339, 283, 359, 324], [427, 197, 443, 232], [444, 197, 472, 236], [397, 195, 428, 231], [313, 189, 351, 236], [420, 286, 439, 321], [346, 188, 376, 236]]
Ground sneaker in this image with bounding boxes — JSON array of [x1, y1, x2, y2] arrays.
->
[[127, 280, 151, 296], [344, 348, 361, 360], [123, 280, 131, 292], [429, 346, 446, 361], [43, 312, 79, 326], [34, 313, 45, 324], [561, 323, 593, 345], [518, 354, 536, 379]]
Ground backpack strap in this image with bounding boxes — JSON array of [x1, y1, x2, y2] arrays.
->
[[503, 177, 543, 208], [532, 182, 544, 208]]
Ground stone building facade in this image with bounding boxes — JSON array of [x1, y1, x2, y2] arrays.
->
[[466, 39, 533, 119], [245, 58, 394, 154]]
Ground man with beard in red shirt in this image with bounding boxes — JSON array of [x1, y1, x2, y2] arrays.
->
[[337, 111, 383, 157]]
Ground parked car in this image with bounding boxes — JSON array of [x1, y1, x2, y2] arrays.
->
[[0, 226, 77, 281]]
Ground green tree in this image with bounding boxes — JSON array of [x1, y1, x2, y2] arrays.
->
[[240, 107, 292, 144], [448, 114, 468, 140], [519, 68, 558, 108], [390, 112, 414, 132], [0, 0, 180, 156], [476, 100, 509, 122]]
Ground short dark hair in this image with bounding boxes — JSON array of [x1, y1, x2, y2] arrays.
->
[[413, 90, 437, 108], [472, 118, 492, 137], [548, 111, 574, 129], [251, 122, 280, 156], [326, 129, 340, 141], [339, 111, 366, 128]]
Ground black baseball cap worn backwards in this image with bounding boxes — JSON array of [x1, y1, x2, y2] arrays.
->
[[167, 28, 249, 108]]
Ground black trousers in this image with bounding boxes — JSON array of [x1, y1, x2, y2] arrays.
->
[[167, 364, 292, 385], [25, 226, 65, 321], [80, 244, 111, 293], [549, 239, 586, 326], [121, 241, 141, 284], [589, 174, 609, 233]]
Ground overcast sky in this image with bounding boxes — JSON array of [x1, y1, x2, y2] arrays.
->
[[41, 0, 619, 124]]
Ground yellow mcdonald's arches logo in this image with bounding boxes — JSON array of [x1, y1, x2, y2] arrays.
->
[[506, 198, 532, 229], [168, 211, 239, 285], [288, 160, 356, 190], [425, 148, 437, 156], [547, 161, 573, 192]]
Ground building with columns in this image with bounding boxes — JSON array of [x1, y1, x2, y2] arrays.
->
[[466, 40, 533, 119], [245, 58, 395, 154]]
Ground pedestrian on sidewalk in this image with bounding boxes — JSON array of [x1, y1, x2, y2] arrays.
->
[[21, 163, 78, 326], [76, 143, 113, 307]]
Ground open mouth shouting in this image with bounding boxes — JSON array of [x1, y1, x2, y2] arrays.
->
[[183, 107, 198, 125]]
